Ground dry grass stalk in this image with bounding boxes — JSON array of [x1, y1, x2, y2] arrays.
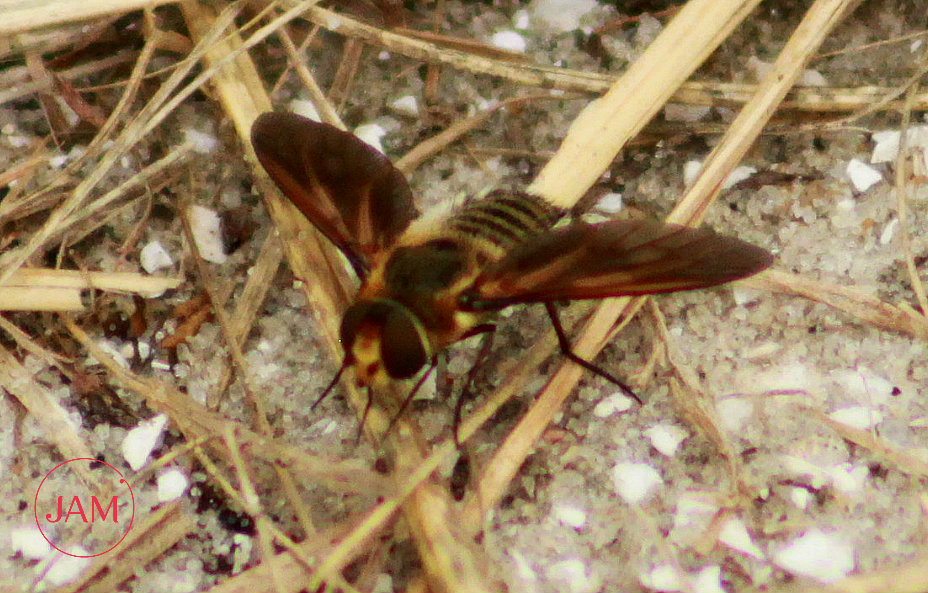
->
[[0, 0, 177, 35], [471, 0, 764, 514], [291, 0, 928, 114], [56, 502, 194, 593], [0, 343, 95, 485]]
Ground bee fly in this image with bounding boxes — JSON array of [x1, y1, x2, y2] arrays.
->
[[251, 112, 772, 435]]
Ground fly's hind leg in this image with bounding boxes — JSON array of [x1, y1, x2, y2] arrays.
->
[[543, 302, 642, 405]]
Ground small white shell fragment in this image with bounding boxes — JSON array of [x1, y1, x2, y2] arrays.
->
[[721, 165, 757, 190], [715, 397, 754, 433], [789, 486, 813, 509], [548, 559, 597, 593], [377, 50, 391, 60], [595, 192, 623, 213], [640, 563, 682, 592], [140, 240, 173, 273], [846, 158, 882, 192], [592, 393, 633, 417], [42, 548, 91, 585], [122, 413, 168, 471], [530, 0, 598, 32], [553, 503, 587, 529], [643, 424, 688, 457], [719, 518, 765, 559], [871, 126, 928, 163], [183, 128, 219, 154], [289, 99, 321, 121], [513, 9, 531, 29], [390, 95, 419, 117], [188, 204, 227, 264], [694, 565, 725, 593], [490, 30, 527, 53], [801, 69, 827, 86], [157, 468, 189, 502], [871, 130, 901, 163], [828, 406, 883, 430], [912, 39, 924, 52], [880, 218, 898, 245], [773, 530, 855, 583], [10, 526, 50, 560], [683, 160, 703, 186], [354, 123, 386, 154], [825, 463, 868, 494], [612, 462, 662, 504]]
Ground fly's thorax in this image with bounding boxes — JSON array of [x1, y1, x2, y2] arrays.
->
[[340, 299, 433, 386]]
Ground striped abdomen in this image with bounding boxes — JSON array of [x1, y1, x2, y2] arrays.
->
[[447, 191, 563, 261]]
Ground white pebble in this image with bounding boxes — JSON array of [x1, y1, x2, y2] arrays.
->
[[188, 204, 227, 264], [715, 398, 754, 433], [10, 526, 50, 560], [41, 549, 91, 585], [122, 413, 168, 470], [548, 559, 597, 593], [390, 95, 419, 117], [871, 130, 900, 163], [828, 406, 883, 430], [789, 486, 812, 509], [157, 468, 189, 502], [825, 463, 868, 494], [683, 160, 703, 186], [530, 0, 598, 32], [643, 424, 688, 457], [289, 100, 321, 122], [694, 565, 725, 593], [354, 123, 386, 154], [140, 240, 174, 273], [774, 530, 855, 583], [611, 462, 662, 504], [490, 30, 527, 53], [183, 128, 219, 154], [595, 192, 623, 214], [592, 393, 633, 417], [719, 518, 765, 559], [846, 158, 882, 192], [553, 504, 587, 529], [801, 69, 827, 86], [513, 9, 531, 29], [640, 564, 682, 592]]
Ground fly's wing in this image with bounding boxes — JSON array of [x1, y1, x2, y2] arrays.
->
[[466, 219, 773, 309], [251, 112, 418, 277]]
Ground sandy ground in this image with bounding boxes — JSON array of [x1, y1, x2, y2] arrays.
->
[[1, 1, 927, 592]]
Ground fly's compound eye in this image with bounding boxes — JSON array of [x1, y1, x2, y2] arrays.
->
[[381, 306, 428, 379]]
